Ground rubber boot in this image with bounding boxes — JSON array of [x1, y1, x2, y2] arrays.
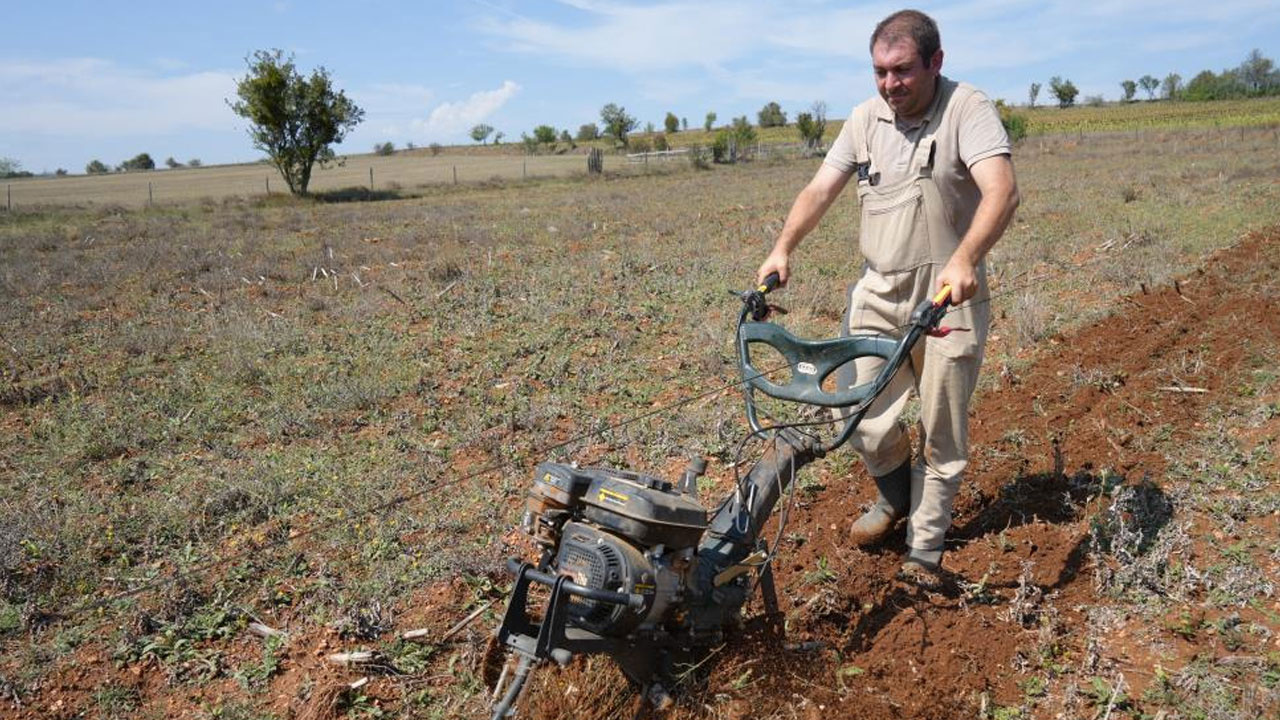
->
[[899, 546, 945, 589], [849, 460, 911, 546]]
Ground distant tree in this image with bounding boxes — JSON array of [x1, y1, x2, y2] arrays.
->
[[757, 101, 786, 127], [520, 132, 539, 155], [533, 125, 558, 146], [681, 117, 688, 131], [1048, 76, 1079, 108], [559, 129, 574, 148], [230, 49, 364, 197], [577, 123, 600, 141], [188, 158, 203, 167], [704, 111, 716, 132], [493, 131, 504, 145], [1120, 80, 1137, 102], [373, 141, 395, 156], [86, 159, 110, 174], [165, 156, 182, 169], [654, 134, 669, 151], [405, 141, 416, 150], [0, 157, 20, 176], [55, 168, 68, 177], [664, 111, 679, 134], [1028, 82, 1041, 108], [600, 103, 638, 146], [1162, 73, 1182, 100], [429, 143, 443, 156], [1137, 75, 1160, 100], [1238, 49, 1276, 95], [644, 121, 655, 135], [1084, 94, 1105, 108], [794, 101, 827, 152], [119, 153, 156, 172], [470, 123, 494, 144], [1183, 69, 1237, 101]]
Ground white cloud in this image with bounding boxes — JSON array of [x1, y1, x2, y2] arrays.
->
[[411, 80, 521, 137], [0, 58, 237, 137]]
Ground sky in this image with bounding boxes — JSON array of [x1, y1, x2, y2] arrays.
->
[[3, 0, 1278, 174]]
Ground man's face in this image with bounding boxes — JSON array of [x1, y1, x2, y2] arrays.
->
[[872, 38, 943, 121]]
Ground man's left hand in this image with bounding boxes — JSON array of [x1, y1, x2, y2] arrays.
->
[[937, 257, 979, 304]]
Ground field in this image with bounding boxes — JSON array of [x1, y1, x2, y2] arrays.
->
[[7, 97, 1279, 211], [1, 121, 1279, 720]]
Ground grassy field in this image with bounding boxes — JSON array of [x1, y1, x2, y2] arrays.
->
[[1, 120, 1278, 718], [6, 97, 1278, 210]]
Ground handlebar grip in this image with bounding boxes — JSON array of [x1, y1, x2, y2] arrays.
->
[[758, 272, 781, 294], [932, 284, 952, 306]]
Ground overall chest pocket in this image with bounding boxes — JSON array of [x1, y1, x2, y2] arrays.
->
[[857, 179, 930, 274]]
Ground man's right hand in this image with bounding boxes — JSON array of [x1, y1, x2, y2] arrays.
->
[[756, 248, 791, 286]]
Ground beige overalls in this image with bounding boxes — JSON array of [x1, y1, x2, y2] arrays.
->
[[841, 86, 992, 554]]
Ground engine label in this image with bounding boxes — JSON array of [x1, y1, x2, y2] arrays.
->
[[598, 488, 629, 506]]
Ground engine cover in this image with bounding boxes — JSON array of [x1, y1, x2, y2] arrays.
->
[[556, 521, 659, 636]]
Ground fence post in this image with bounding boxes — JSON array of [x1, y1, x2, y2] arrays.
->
[[369, 167, 374, 191], [453, 165, 458, 185], [6, 184, 10, 212], [266, 176, 271, 194], [148, 182, 153, 207], [523, 161, 527, 180]]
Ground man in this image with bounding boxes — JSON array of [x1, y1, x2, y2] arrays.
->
[[756, 9, 1019, 583]]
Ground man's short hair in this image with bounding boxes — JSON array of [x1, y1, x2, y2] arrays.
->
[[870, 9, 940, 65]]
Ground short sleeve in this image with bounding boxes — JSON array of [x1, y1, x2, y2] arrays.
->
[[823, 105, 861, 175], [957, 91, 1012, 169]]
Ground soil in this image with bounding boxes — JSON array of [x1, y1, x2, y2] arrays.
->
[[6, 227, 1278, 719]]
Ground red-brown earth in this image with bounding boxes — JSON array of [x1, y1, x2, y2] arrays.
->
[[7, 228, 1279, 719]]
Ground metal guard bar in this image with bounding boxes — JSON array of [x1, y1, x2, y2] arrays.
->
[[506, 557, 646, 610]]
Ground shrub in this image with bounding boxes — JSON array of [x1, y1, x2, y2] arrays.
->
[[757, 101, 786, 128], [86, 159, 110, 174], [373, 141, 395, 156], [664, 112, 679, 133], [995, 100, 1028, 142], [429, 143, 442, 156], [654, 134, 669, 151], [577, 123, 600, 141], [188, 158, 202, 168], [119, 153, 156, 172], [630, 136, 652, 154]]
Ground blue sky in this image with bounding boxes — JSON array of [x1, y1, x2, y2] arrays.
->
[[3, 0, 1278, 173]]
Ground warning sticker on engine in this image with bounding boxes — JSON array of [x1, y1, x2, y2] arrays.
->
[[598, 488, 629, 506]]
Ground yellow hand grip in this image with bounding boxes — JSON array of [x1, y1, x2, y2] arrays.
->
[[932, 285, 953, 306]]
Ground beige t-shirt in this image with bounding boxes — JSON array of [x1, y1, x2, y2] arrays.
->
[[825, 76, 1011, 239]]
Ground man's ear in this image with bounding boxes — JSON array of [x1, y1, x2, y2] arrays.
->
[[929, 49, 944, 75]]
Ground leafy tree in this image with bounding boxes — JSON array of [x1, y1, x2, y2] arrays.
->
[[1048, 76, 1078, 108], [470, 123, 494, 144], [794, 101, 827, 152], [1162, 73, 1182, 100], [654, 134, 669, 151], [1137, 75, 1160, 100], [429, 143, 443, 156], [165, 156, 182, 169], [757, 101, 786, 128], [681, 117, 688, 131], [1183, 69, 1235, 101], [664, 111, 679, 134], [1028, 82, 1041, 108], [373, 141, 395, 156], [119, 153, 155, 172], [493, 131, 504, 145], [0, 157, 20, 176], [576, 123, 600, 141], [533, 125, 558, 146], [600, 103, 638, 146], [86, 159, 110, 174], [520, 132, 539, 154], [188, 158, 203, 168], [55, 168, 68, 177], [1238, 49, 1276, 95], [644, 121, 655, 135], [704, 111, 716, 132], [1120, 80, 1136, 102], [230, 49, 364, 197]]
